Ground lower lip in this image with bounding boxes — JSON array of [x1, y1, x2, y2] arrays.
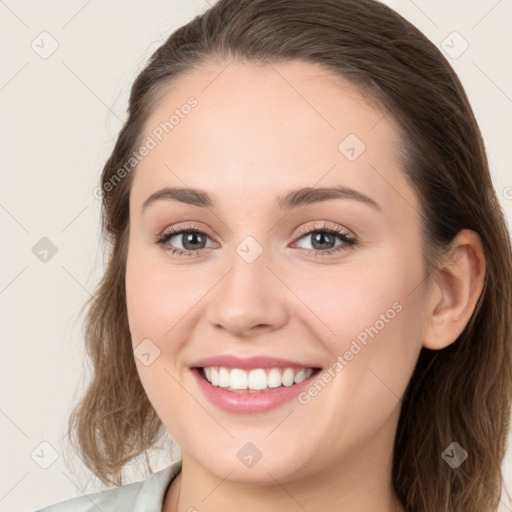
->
[[191, 367, 320, 414]]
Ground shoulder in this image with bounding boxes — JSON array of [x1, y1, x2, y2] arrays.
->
[[31, 461, 182, 512]]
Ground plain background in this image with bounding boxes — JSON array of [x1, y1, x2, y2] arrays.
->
[[1, 1, 511, 511]]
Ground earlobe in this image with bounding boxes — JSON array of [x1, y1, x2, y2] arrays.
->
[[422, 229, 486, 351]]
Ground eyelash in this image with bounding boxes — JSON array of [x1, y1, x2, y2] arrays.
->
[[155, 222, 357, 258]]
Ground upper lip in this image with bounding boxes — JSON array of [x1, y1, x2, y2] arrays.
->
[[191, 355, 321, 370]]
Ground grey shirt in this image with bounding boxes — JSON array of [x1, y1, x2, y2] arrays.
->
[[31, 460, 182, 512]]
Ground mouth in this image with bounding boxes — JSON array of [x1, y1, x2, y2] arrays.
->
[[194, 366, 322, 393], [189, 355, 324, 414], [190, 364, 322, 414]]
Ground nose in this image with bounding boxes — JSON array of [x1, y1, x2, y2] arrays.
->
[[205, 242, 289, 338]]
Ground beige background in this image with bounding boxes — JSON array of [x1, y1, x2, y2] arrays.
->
[[1, 1, 511, 510]]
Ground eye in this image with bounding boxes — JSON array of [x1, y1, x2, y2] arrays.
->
[[156, 223, 218, 257], [155, 222, 357, 258], [291, 223, 357, 256]]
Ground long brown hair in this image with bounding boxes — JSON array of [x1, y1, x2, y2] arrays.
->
[[67, 1, 512, 510]]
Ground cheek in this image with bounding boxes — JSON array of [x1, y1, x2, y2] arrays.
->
[[294, 261, 424, 457], [289, 258, 403, 346], [308, 238, 425, 349], [125, 246, 196, 434], [296, 249, 424, 399], [125, 246, 196, 349]]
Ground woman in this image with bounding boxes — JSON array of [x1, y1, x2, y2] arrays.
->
[[34, 0, 512, 510]]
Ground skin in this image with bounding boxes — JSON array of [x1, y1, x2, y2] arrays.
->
[[124, 60, 486, 512]]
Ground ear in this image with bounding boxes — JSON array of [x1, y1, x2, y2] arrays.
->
[[422, 229, 486, 350]]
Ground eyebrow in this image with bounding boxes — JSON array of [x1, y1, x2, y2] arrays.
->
[[141, 185, 382, 213]]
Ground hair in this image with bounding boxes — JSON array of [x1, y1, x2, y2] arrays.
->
[[67, 0, 512, 510]]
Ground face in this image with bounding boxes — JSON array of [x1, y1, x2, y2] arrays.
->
[[125, 60, 428, 484]]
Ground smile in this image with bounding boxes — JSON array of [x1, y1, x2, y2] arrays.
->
[[201, 366, 315, 392], [191, 365, 322, 414]]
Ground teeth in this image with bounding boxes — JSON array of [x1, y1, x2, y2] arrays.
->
[[210, 367, 219, 386], [293, 369, 308, 384], [218, 367, 230, 388], [248, 368, 267, 390], [282, 368, 295, 386], [230, 369, 248, 390], [267, 368, 282, 388], [201, 366, 315, 392]]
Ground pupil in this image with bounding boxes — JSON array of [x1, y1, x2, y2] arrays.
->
[[312, 232, 334, 250], [183, 232, 205, 250]]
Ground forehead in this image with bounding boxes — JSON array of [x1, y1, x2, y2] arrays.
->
[[130, 59, 418, 219]]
